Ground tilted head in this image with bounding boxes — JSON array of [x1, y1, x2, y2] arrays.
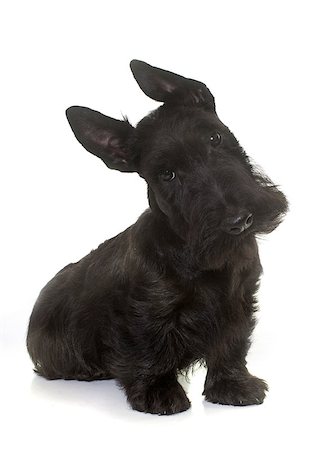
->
[[66, 60, 288, 254]]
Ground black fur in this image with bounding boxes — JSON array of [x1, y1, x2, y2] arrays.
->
[[27, 60, 288, 415]]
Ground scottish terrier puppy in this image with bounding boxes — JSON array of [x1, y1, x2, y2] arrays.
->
[[27, 60, 288, 415]]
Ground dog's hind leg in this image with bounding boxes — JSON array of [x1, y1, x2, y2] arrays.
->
[[66, 371, 115, 382], [32, 359, 115, 382], [27, 325, 115, 382]]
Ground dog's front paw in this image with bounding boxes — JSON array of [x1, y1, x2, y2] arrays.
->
[[128, 380, 190, 415], [203, 374, 268, 406]]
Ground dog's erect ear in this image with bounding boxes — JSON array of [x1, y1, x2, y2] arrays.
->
[[66, 106, 136, 172], [130, 60, 215, 111]]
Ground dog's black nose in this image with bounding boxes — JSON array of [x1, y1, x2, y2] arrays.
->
[[224, 213, 253, 235]]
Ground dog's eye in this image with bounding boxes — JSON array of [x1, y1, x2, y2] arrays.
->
[[160, 170, 176, 182], [210, 132, 222, 146]]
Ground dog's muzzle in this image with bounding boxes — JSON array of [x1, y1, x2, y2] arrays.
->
[[223, 213, 253, 235]]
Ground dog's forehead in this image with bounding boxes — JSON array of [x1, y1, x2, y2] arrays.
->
[[155, 107, 221, 133], [136, 107, 230, 173], [137, 107, 224, 149]]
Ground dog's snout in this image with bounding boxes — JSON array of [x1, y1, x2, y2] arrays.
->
[[244, 213, 254, 228], [224, 213, 253, 235]]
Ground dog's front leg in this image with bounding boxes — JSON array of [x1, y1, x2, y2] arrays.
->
[[203, 347, 268, 406], [122, 371, 190, 415]]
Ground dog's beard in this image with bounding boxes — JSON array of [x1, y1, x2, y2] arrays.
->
[[185, 187, 288, 270], [185, 213, 245, 270], [252, 173, 289, 236]]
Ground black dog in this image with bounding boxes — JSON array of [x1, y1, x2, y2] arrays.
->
[[27, 60, 288, 415]]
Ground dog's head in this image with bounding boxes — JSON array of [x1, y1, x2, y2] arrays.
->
[[66, 60, 288, 249]]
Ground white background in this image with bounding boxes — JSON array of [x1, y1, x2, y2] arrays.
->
[[1, 1, 329, 448]]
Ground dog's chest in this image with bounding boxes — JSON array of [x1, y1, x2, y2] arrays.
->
[[156, 269, 246, 358], [131, 258, 257, 366]]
